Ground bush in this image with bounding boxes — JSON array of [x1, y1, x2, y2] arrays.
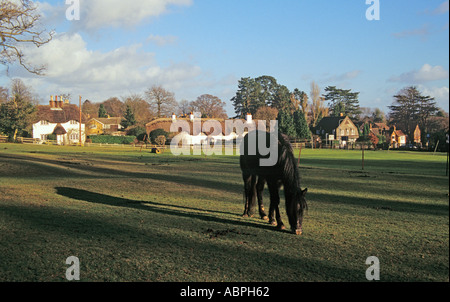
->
[[89, 135, 136, 144], [149, 129, 169, 144]]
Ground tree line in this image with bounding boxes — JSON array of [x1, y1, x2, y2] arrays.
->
[[0, 80, 229, 139], [230, 75, 448, 145]]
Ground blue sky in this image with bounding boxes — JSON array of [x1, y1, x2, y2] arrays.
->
[[1, 0, 449, 115]]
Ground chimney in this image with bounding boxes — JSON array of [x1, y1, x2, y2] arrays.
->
[[172, 113, 177, 121], [246, 113, 253, 123], [49, 95, 55, 108], [190, 112, 195, 122]]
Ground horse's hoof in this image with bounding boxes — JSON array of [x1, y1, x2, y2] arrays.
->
[[242, 214, 249, 218], [269, 220, 277, 226], [277, 225, 286, 231], [261, 216, 269, 221], [293, 229, 303, 235]]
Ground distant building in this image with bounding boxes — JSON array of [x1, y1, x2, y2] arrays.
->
[[86, 117, 124, 136], [314, 116, 359, 147], [32, 96, 87, 145], [390, 126, 407, 148], [413, 124, 421, 145]]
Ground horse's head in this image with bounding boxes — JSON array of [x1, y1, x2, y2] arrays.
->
[[292, 188, 308, 235]]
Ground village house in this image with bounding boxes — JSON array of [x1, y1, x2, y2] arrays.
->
[[389, 126, 407, 148], [32, 96, 87, 145], [86, 117, 124, 136], [145, 113, 257, 144], [314, 115, 360, 147]]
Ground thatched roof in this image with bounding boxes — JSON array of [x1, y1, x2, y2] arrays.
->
[[34, 104, 88, 124], [52, 124, 67, 135]]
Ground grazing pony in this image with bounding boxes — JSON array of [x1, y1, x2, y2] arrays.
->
[[240, 131, 308, 235]]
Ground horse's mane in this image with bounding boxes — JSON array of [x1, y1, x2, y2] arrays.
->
[[278, 133, 300, 188]]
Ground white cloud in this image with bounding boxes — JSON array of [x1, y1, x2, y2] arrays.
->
[[390, 64, 449, 83], [76, 0, 192, 30], [18, 33, 202, 101]]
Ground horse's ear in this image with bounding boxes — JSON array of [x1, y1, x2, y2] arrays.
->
[[302, 188, 308, 195]]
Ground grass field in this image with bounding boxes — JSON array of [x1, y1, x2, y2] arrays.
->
[[0, 143, 448, 282]]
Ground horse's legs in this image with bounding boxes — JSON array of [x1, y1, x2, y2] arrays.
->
[[256, 177, 268, 220], [267, 180, 285, 230], [242, 174, 257, 217]]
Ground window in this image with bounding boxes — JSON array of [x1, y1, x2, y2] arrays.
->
[[40, 134, 48, 140], [70, 133, 79, 141], [41, 120, 49, 125], [70, 120, 78, 125]]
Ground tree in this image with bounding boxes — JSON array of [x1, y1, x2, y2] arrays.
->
[[323, 86, 361, 119], [1, 0, 54, 74], [178, 99, 191, 115], [254, 106, 278, 131], [231, 75, 283, 118], [277, 108, 296, 138], [190, 94, 227, 118], [82, 100, 99, 118], [123, 93, 153, 126], [102, 97, 125, 117], [293, 110, 311, 140], [292, 88, 309, 120], [98, 104, 108, 118], [310, 81, 328, 127], [0, 93, 35, 140], [121, 105, 136, 129], [145, 85, 177, 118], [389, 86, 439, 140], [0, 86, 8, 103], [271, 84, 292, 113]]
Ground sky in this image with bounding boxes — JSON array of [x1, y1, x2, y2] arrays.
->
[[1, 0, 449, 116]]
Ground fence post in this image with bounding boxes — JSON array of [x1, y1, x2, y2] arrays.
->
[[362, 143, 365, 170]]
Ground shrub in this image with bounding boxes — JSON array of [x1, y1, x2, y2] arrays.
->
[[150, 129, 168, 144], [90, 135, 136, 144]]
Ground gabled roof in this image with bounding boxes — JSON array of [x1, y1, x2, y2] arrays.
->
[[34, 104, 87, 124], [89, 117, 122, 125], [315, 116, 342, 133], [52, 124, 67, 135]]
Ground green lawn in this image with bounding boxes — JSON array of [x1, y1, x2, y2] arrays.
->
[[0, 143, 448, 282]]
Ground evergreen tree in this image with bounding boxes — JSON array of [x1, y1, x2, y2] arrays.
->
[[323, 86, 361, 119], [293, 110, 311, 140], [121, 105, 136, 129], [277, 108, 296, 138], [389, 86, 438, 139], [98, 104, 108, 118]]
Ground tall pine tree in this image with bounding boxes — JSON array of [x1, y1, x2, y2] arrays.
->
[[323, 86, 361, 119]]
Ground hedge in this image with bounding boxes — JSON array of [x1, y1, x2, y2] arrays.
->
[[89, 135, 136, 145]]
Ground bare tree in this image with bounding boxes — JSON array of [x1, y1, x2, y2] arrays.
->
[[310, 81, 328, 127], [190, 94, 228, 118], [1, 0, 54, 74], [145, 85, 177, 118]]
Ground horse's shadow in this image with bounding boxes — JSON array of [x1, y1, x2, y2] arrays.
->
[[55, 187, 277, 233]]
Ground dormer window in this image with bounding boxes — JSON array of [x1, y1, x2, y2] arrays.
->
[[41, 120, 49, 125], [70, 120, 78, 125]]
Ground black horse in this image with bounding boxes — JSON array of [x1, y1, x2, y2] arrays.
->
[[240, 130, 308, 235]]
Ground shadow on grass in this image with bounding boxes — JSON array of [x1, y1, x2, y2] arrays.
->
[[308, 191, 449, 217], [55, 187, 276, 233]]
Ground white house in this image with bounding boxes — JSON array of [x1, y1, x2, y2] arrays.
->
[[33, 96, 87, 145]]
